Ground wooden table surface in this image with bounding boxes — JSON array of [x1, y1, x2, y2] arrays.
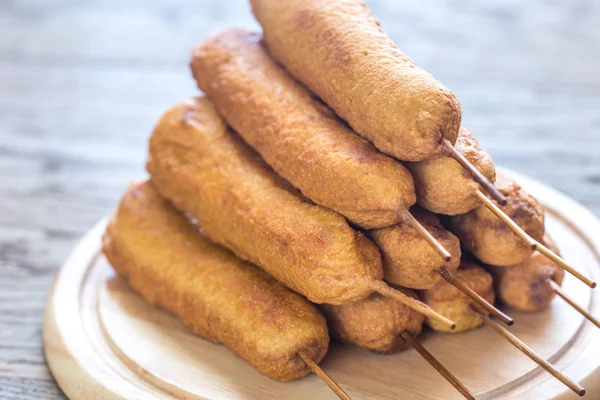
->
[[1, 0, 598, 398]]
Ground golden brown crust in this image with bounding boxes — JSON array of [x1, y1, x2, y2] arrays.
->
[[320, 288, 424, 353], [368, 207, 461, 289], [450, 172, 545, 266], [190, 29, 416, 229], [407, 128, 496, 215], [147, 97, 383, 305], [102, 182, 329, 382], [419, 261, 494, 333], [251, 0, 461, 162], [489, 236, 564, 312]]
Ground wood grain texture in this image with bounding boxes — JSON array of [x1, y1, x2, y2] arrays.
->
[[1, 0, 599, 398], [43, 173, 600, 399]]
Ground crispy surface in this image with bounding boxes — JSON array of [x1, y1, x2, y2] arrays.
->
[[251, 0, 461, 162], [102, 182, 329, 382], [368, 207, 461, 289], [420, 261, 494, 333], [147, 97, 383, 305], [407, 128, 496, 215], [190, 29, 415, 229], [320, 288, 424, 353], [490, 236, 564, 312], [450, 172, 545, 266]]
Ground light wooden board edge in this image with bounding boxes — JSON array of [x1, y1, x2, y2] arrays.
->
[[44, 220, 174, 400]]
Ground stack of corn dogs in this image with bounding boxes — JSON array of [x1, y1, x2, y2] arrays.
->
[[102, 1, 597, 398]]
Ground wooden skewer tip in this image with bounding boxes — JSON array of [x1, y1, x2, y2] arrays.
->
[[298, 352, 352, 400], [473, 195, 595, 288], [400, 332, 476, 400], [548, 279, 600, 329], [476, 310, 585, 396], [535, 242, 596, 289], [438, 267, 514, 326]]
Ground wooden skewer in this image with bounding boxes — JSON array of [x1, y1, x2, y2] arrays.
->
[[536, 243, 596, 289], [475, 310, 586, 396], [298, 352, 352, 400], [407, 213, 509, 326], [442, 139, 506, 205], [548, 280, 600, 329], [437, 266, 514, 326], [407, 212, 507, 329], [474, 190, 537, 250], [372, 281, 456, 330], [400, 332, 476, 400], [407, 213, 452, 262], [475, 190, 597, 288]]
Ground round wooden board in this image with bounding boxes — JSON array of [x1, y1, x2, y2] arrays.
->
[[43, 169, 600, 400]]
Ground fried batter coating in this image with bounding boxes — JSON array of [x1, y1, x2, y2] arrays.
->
[[320, 288, 424, 353], [489, 236, 564, 312], [102, 181, 329, 382], [368, 207, 461, 289], [420, 261, 494, 333], [251, 0, 461, 162], [190, 29, 416, 229], [450, 172, 545, 266], [147, 97, 382, 305], [407, 128, 496, 215]]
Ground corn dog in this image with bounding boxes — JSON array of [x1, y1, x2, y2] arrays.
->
[[320, 289, 424, 353], [147, 97, 380, 305], [489, 236, 564, 312], [450, 172, 545, 266], [368, 208, 461, 290], [102, 181, 329, 382], [407, 128, 496, 215], [251, 0, 461, 162], [420, 261, 495, 333], [190, 28, 415, 229]]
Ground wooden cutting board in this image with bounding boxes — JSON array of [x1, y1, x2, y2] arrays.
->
[[43, 170, 600, 399]]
